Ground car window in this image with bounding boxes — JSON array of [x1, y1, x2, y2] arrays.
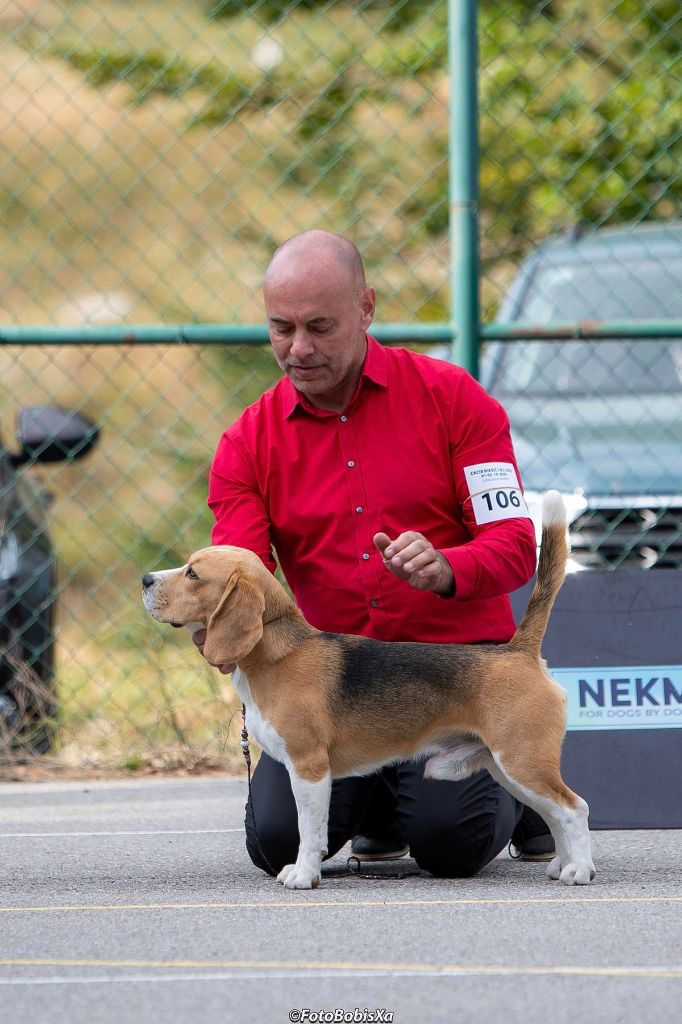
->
[[521, 256, 682, 322], [491, 254, 682, 396], [484, 241, 682, 495], [495, 338, 682, 395]]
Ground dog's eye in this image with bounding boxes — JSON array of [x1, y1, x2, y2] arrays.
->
[[186, 566, 198, 580]]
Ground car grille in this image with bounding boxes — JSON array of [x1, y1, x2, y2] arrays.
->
[[569, 504, 682, 570]]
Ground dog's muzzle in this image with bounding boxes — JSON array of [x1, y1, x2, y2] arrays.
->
[[141, 570, 185, 627], [142, 572, 162, 618]]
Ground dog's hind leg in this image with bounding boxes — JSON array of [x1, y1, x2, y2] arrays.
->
[[488, 751, 595, 886], [277, 761, 331, 890]]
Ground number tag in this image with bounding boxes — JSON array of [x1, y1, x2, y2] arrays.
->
[[463, 462, 530, 525]]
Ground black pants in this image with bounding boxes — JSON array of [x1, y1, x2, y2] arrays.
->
[[245, 752, 525, 878]]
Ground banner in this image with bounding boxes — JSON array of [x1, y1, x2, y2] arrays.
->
[[553, 666, 682, 731]]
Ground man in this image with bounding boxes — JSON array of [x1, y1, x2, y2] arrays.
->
[[196, 229, 554, 877]]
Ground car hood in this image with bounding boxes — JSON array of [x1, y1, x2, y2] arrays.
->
[[500, 393, 682, 496]]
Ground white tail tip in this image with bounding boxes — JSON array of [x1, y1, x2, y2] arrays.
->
[[542, 489, 566, 527]]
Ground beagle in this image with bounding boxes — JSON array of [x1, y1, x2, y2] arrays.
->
[[142, 491, 595, 890]]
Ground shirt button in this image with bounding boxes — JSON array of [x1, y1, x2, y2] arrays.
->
[[362, 553, 370, 561], [347, 460, 355, 468], [340, 415, 348, 422], [355, 506, 363, 514], [370, 600, 379, 608]]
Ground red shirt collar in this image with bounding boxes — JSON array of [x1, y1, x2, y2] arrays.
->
[[282, 334, 388, 419]]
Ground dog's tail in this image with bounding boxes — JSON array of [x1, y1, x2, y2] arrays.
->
[[509, 490, 569, 655]]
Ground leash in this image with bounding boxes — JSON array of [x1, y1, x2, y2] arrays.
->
[[344, 856, 421, 880]]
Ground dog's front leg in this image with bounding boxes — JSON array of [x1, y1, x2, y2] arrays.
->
[[277, 766, 331, 890]]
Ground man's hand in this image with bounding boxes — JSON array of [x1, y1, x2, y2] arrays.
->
[[373, 531, 455, 596], [192, 628, 236, 675]]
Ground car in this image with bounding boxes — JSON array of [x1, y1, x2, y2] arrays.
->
[[479, 221, 682, 570], [0, 405, 98, 754]]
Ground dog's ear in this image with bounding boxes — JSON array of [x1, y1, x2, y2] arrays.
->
[[203, 571, 265, 666]]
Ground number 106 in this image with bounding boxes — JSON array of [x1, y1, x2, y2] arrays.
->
[[481, 489, 521, 511]]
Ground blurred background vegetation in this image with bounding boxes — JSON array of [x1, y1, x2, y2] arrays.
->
[[0, 0, 679, 770]]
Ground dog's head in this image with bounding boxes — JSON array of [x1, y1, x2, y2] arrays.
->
[[142, 546, 270, 665]]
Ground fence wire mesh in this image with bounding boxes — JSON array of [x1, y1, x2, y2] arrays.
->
[[0, 0, 680, 768]]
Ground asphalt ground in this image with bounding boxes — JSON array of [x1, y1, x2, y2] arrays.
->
[[0, 775, 680, 1024]]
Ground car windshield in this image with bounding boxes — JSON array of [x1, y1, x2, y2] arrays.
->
[[492, 256, 682, 396], [486, 248, 682, 495]]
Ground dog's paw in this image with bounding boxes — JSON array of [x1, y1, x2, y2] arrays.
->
[[546, 855, 562, 880], [559, 861, 596, 886], [546, 855, 595, 885], [276, 863, 320, 890]]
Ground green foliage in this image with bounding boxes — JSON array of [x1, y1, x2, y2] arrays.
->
[[208, 0, 322, 23], [297, 76, 352, 142], [207, 0, 425, 32], [122, 753, 144, 770], [186, 76, 278, 128], [10, 0, 682, 323], [6, 7, 681, 379], [52, 45, 261, 116], [126, 0, 680, 288], [477, 0, 682, 254], [53, 48, 202, 102], [20, 0, 682, 326]]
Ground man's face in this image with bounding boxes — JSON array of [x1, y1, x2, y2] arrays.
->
[[264, 259, 376, 410]]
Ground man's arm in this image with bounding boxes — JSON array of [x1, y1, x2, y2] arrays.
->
[[442, 373, 537, 599], [375, 371, 536, 599], [208, 430, 276, 569]]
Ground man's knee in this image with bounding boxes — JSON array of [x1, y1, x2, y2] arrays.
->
[[244, 803, 299, 876], [243, 752, 301, 876], [407, 814, 502, 878]]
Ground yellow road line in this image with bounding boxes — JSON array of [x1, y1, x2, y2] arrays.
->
[[0, 958, 680, 979], [0, 896, 680, 914]]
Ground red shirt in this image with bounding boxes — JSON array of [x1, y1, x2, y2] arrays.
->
[[209, 336, 536, 644]]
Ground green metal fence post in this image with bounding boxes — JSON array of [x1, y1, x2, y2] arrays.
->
[[449, 0, 480, 378]]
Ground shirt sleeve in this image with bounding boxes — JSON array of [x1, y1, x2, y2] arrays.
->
[[441, 371, 537, 600], [207, 428, 277, 574]]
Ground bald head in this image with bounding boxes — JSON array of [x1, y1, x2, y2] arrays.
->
[[262, 230, 376, 413], [265, 230, 366, 296]]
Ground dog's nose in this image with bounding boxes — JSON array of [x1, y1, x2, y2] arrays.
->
[[142, 574, 155, 589]]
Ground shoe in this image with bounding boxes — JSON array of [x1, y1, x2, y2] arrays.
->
[[350, 834, 409, 862], [510, 807, 555, 862]]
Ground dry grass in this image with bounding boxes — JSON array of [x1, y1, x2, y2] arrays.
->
[[0, 341, 280, 771], [0, 0, 447, 772], [1, 0, 451, 326]]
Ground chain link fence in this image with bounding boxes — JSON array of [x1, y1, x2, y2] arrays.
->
[[0, 0, 680, 769]]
